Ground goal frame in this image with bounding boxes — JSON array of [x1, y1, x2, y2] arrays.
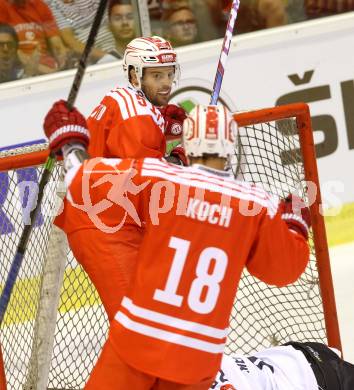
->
[[0, 102, 342, 388], [234, 102, 341, 351]]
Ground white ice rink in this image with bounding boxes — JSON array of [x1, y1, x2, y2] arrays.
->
[[329, 242, 354, 363]]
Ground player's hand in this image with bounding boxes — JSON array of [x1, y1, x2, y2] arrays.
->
[[167, 145, 188, 166], [279, 194, 311, 240], [43, 99, 89, 154], [159, 104, 187, 140]]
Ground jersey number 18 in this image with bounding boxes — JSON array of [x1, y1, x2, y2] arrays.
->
[[154, 236, 228, 314]]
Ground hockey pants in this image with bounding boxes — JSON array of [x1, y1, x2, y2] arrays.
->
[[85, 335, 214, 390], [68, 226, 142, 321]]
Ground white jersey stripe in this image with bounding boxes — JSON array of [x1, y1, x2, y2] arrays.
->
[[107, 90, 130, 120], [143, 159, 271, 199], [115, 311, 225, 354], [106, 87, 165, 131], [145, 163, 269, 200], [116, 90, 132, 118], [121, 297, 228, 339], [147, 160, 266, 198], [144, 159, 279, 210], [119, 88, 137, 117], [141, 168, 278, 217], [122, 88, 138, 116]]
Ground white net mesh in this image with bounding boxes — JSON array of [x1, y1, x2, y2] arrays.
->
[[227, 117, 325, 353], [0, 110, 333, 389]]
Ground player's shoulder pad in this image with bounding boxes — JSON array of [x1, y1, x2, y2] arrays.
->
[[140, 159, 277, 211], [106, 86, 164, 129]]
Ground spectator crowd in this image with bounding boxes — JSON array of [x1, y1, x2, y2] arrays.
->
[[0, 0, 353, 84]]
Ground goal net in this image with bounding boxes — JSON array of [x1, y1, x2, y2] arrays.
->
[[0, 103, 340, 389]]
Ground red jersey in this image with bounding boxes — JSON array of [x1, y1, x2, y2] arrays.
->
[[56, 158, 141, 235], [65, 157, 309, 385], [57, 85, 166, 231], [0, 0, 59, 56], [87, 84, 166, 159], [56, 85, 167, 319]]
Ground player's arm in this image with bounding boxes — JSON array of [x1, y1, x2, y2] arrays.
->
[[246, 194, 311, 287], [43, 98, 91, 183], [42, 100, 145, 232], [87, 94, 127, 157]]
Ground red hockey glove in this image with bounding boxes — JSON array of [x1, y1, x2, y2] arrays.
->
[[279, 194, 311, 240], [167, 145, 188, 166], [159, 104, 187, 141], [43, 99, 89, 154]]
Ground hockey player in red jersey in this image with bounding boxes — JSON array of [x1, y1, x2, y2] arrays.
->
[[45, 36, 187, 321], [87, 35, 187, 164], [213, 341, 354, 390], [44, 102, 311, 389]]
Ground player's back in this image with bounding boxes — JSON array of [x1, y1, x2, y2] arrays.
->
[[111, 158, 309, 384]]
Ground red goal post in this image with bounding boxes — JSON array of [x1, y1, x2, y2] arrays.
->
[[234, 103, 341, 351], [0, 102, 341, 389]]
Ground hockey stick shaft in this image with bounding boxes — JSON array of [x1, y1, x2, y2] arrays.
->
[[67, 0, 109, 109], [210, 0, 240, 105], [0, 0, 108, 326]]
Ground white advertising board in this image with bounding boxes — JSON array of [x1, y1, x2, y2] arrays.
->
[[0, 13, 353, 204]]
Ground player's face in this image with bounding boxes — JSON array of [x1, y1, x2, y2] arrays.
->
[[109, 4, 136, 41], [141, 66, 175, 106]]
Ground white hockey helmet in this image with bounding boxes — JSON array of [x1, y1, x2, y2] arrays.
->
[[123, 36, 180, 88], [183, 105, 237, 158]]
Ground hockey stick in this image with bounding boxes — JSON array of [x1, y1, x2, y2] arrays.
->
[[210, 0, 240, 105], [0, 0, 109, 327], [208, 0, 243, 178]]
